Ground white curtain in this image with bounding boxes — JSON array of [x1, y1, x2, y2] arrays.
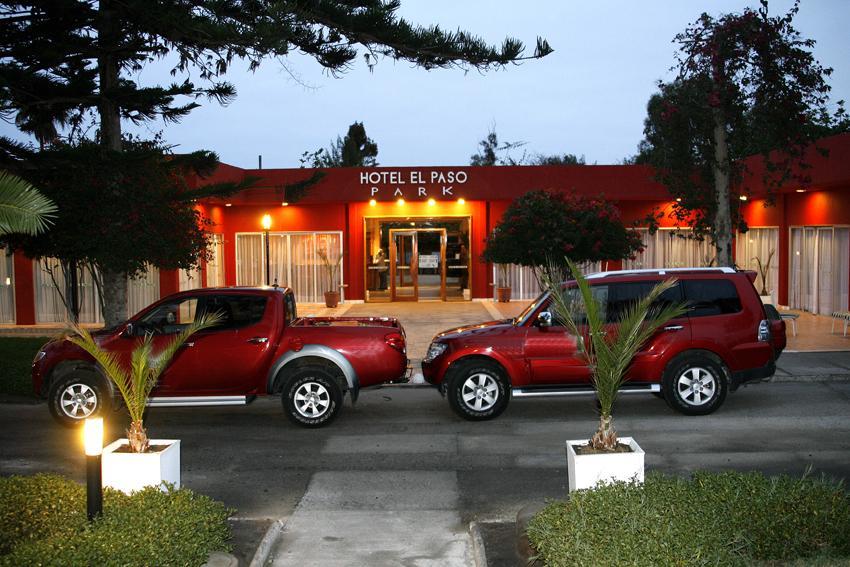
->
[[128, 265, 159, 315], [35, 258, 103, 323], [735, 228, 779, 303], [491, 261, 602, 301], [623, 228, 651, 270], [207, 234, 226, 287], [237, 231, 343, 304], [0, 248, 14, 323], [789, 226, 849, 315], [179, 265, 202, 291], [236, 233, 263, 286], [624, 228, 714, 269]]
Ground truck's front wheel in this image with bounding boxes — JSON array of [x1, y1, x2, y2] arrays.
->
[[48, 371, 111, 427], [282, 366, 343, 427]]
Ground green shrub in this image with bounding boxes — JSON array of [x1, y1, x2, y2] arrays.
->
[[0, 337, 52, 396], [527, 471, 850, 567], [0, 474, 232, 566]]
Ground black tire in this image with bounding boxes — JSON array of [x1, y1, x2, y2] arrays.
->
[[447, 359, 510, 421], [281, 366, 343, 427], [662, 352, 728, 416], [47, 371, 111, 427]]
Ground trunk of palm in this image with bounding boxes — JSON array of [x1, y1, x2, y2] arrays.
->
[[590, 413, 618, 451], [711, 107, 734, 267], [101, 268, 128, 327], [127, 420, 149, 453]]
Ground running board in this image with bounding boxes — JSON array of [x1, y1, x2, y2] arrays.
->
[[147, 396, 249, 407], [512, 384, 660, 398]]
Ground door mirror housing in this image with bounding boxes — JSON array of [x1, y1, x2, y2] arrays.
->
[[537, 311, 553, 327]]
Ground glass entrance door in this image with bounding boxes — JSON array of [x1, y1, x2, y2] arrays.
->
[[390, 230, 417, 301], [389, 229, 447, 301]]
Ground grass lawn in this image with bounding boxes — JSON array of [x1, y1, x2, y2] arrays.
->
[[0, 337, 51, 397]]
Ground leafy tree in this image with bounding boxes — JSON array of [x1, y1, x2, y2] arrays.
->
[[638, 0, 845, 266], [469, 128, 526, 166], [0, 170, 56, 235], [301, 121, 379, 167], [482, 190, 643, 283], [529, 153, 586, 165], [0, 1, 552, 325]]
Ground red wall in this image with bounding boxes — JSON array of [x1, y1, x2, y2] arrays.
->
[[13, 250, 35, 325]]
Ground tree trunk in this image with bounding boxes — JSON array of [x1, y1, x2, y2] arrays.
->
[[590, 413, 618, 451], [101, 268, 128, 327], [711, 107, 734, 267]]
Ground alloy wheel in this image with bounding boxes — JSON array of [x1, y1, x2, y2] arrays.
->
[[461, 373, 499, 412], [293, 381, 331, 418], [60, 383, 98, 418], [676, 367, 716, 406]]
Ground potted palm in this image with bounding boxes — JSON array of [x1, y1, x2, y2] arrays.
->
[[317, 247, 343, 307], [482, 229, 513, 303], [542, 259, 686, 492], [68, 313, 219, 493], [495, 263, 512, 302]]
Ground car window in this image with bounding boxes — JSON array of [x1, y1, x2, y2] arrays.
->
[[553, 285, 608, 326], [139, 297, 199, 335], [284, 293, 297, 325], [683, 279, 741, 317], [203, 294, 268, 330]]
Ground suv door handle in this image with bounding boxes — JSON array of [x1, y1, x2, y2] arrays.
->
[[247, 337, 269, 344], [181, 342, 195, 348], [664, 325, 684, 331]]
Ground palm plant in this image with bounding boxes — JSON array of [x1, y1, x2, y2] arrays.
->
[[542, 259, 687, 451], [0, 171, 57, 235], [68, 313, 221, 453], [316, 247, 343, 292]]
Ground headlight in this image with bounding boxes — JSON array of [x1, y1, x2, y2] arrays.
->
[[423, 342, 448, 363], [33, 351, 46, 364]]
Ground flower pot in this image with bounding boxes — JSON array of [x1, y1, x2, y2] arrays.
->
[[324, 291, 340, 308], [496, 287, 512, 302], [566, 436, 644, 492], [102, 438, 180, 494]]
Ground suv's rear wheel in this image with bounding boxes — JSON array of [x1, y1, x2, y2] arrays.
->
[[663, 352, 727, 415], [447, 360, 509, 421], [282, 366, 343, 427], [48, 371, 111, 427]]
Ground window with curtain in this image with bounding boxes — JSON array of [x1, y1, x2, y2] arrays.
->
[[624, 228, 714, 269], [179, 266, 202, 291], [128, 265, 160, 315], [622, 228, 651, 270], [0, 248, 14, 323], [735, 228, 779, 303], [789, 226, 849, 315], [236, 231, 343, 304], [490, 261, 602, 301], [207, 234, 226, 287], [34, 258, 102, 323]]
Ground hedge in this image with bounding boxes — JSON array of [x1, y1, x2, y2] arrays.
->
[[0, 474, 231, 566], [527, 471, 850, 566], [0, 337, 51, 396]]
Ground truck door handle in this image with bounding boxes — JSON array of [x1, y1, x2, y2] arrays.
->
[[247, 337, 269, 344], [664, 325, 683, 331]]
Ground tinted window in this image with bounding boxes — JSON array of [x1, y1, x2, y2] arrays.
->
[[683, 280, 741, 317], [607, 281, 683, 323], [204, 295, 267, 330], [284, 293, 297, 325]]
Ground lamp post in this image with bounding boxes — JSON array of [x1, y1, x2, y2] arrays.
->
[[261, 214, 272, 286], [83, 417, 103, 521]]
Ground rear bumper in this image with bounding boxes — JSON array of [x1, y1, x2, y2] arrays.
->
[[730, 358, 776, 391]]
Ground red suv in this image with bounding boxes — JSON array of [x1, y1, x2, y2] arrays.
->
[[422, 268, 786, 420]]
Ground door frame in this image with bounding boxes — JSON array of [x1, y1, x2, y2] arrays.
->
[[389, 228, 448, 301]]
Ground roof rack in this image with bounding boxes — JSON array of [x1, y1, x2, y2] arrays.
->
[[585, 267, 736, 279]]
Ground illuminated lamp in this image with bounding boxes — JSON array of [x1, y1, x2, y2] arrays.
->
[[369, 199, 377, 206], [427, 198, 436, 206], [84, 418, 103, 521], [796, 189, 806, 193], [739, 195, 748, 201], [225, 203, 232, 207], [675, 198, 682, 203], [281, 202, 289, 207], [397, 198, 405, 206], [458, 198, 466, 205]]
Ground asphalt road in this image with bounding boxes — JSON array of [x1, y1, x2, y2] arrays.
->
[[2, 380, 850, 565]]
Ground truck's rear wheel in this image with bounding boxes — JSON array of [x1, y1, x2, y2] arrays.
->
[[282, 366, 343, 427], [48, 371, 111, 427]]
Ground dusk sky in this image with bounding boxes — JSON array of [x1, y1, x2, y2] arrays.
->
[[2, 1, 848, 169]]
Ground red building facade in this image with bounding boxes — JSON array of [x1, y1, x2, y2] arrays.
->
[[3, 134, 849, 325]]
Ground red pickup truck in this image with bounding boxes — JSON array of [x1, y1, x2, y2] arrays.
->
[[33, 287, 408, 427]]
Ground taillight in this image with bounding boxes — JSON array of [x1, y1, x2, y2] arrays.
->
[[384, 332, 406, 354], [757, 319, 771, 342]]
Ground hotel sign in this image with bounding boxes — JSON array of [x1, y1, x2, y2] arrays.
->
[[359, 170, 469, 199]]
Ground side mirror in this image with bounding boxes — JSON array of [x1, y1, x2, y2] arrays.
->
[[537, 311, 553, 327], [122, 323, 135, 338]]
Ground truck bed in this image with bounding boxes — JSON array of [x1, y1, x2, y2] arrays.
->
[[292, 316, 401, 329]]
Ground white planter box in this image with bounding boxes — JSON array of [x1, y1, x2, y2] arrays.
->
[[566, 436, 644, 492], [102, 439, 180, 494]]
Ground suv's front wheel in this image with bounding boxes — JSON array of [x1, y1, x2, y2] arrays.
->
[[447, 360, 509, 421], [662, 352, 728, 416]]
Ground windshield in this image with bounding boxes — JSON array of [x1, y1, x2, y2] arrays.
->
[[515, 291, 550, 326]]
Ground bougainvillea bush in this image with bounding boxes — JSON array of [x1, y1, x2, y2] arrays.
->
[[482, 190, 643, 279]]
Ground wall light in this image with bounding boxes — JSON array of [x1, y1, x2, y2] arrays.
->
[[457, 198, 466, 205], [739, 195, 748, 201], [397, 198, 405, 206], [369, 199, 377, 206], [427, 198, 436, 206], [796, 189, 806, 193], [261, 214, 272, 231], [225, 203, 232, 207], [675, 198, 682, 203], [281, 202, 289, 207]]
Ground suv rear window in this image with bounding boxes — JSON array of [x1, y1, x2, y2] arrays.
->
[[683, 280, 741, 317]]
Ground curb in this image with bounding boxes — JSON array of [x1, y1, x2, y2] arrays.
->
[[515, 502, 548, 567], [469, 521, 487, 567], [249, 518, 286, 567], [203, 552, 239, 567]]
